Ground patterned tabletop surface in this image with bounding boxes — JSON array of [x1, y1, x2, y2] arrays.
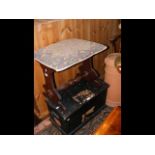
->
[[34, 39, 107, 72]]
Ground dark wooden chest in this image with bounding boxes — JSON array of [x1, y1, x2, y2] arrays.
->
[[46, 78, 108, 134]]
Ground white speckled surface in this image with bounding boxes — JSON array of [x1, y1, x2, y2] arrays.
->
[[34, 39, 107, 72]]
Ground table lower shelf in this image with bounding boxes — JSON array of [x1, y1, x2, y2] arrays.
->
[[34, 105, 113, 135], [51, 104, 106, 135]]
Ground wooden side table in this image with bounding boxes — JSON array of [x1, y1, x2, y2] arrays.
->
[[34, 39, 108, 134], [94, 106, 121, 135]]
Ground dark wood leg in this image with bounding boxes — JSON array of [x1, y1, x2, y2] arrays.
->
[[40, 64, 66, 112], [79, 58, 99, 81], [40, 64, 61, 102], [78, 58, 103, 87], [59, 58, 101, 90]]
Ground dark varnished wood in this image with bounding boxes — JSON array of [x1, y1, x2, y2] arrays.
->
[[40, 64, 61, 103]]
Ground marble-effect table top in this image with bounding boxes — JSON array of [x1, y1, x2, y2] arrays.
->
[[34, 39, 107, 72]]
